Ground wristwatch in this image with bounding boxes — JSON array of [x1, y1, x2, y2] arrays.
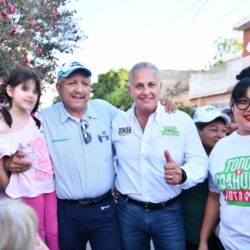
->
[[180, 168, 187, 184]]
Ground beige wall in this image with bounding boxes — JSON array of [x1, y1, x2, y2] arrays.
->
[[188, 55, 250, 109], [169, 91, 191, 106], [190, 91, 231, 109]]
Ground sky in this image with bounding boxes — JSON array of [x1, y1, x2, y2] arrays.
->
[[42, 0, 250, 106], [62, 0, 250, 79]]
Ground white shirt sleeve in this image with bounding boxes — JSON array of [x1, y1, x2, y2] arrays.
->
[[178, 117, 208, 189]]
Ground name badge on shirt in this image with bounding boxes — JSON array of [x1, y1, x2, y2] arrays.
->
[[161, 126, 180, 136], [98, 131, 109, 143], [118, 126, 131, 136]]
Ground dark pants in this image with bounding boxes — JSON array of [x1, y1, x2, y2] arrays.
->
[[57, 195, 121, 250], [186, 235, 224, 250]]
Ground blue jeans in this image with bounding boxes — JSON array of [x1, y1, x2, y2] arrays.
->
[[58, 195, 121, 250], [117, 197, 185, 250]]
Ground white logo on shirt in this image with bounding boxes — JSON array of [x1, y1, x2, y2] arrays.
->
[[100, 205, 110, 210]]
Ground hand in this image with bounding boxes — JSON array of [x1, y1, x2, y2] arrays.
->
[[4, 151, 31, 173], [163, 150, 182, 185], [198, 241, 208, 250], [159, 98, 176, 113], [35, 234, 49, 250], [112, 187, 121, 200]]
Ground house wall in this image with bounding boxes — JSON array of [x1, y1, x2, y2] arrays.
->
[[160, 70, 192, 96], [243, 28, 250, 57], [190, 91, 231, 108], [170, 90, 191, 106], [189, 55, 250, 108]]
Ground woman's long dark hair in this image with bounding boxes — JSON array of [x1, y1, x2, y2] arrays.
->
[[0, 68, 41, 128]]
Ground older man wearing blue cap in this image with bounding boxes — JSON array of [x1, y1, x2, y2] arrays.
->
[[6, 61, 121, 250], [42, 61, 121, 250]]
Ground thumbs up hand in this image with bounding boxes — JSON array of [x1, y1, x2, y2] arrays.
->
[[164, 150, 182, 185]]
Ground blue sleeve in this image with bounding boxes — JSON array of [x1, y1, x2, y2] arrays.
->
[[92, 99, 120, 120]]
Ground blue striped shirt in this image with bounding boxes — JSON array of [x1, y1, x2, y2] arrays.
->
[[41, 99, 118, 199]]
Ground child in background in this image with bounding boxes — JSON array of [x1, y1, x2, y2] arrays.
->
[[0, 68, 59, 250]]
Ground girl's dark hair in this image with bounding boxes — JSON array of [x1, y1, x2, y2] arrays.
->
[[0, 67, 41, 128], [230, 77, 250, 108]]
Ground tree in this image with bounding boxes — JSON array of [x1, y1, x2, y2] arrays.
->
[[176, 102, 195, 118], [92, 68, 133, 110], [0, 0, 85, 83], [206, 35, 242, 69], [105, 87, 132, 110]]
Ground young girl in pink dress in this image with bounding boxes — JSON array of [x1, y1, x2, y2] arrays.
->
[[0, 68, 59, 250]]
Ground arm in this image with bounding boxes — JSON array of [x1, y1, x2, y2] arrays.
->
[[198, 191, 220, 250], [0, 158, 9, 189], [179, 116, 208, 189], [35, 234, 49, 250]]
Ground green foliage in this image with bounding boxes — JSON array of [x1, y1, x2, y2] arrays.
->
[[176, 102, 195, 118], [92, 68, 128, 98], [105, 87, 133, 111], [0, 0, 85, 83], [206, 35, 243, 69], [92, 68, 132, 110], [53, 95, 61, 104]]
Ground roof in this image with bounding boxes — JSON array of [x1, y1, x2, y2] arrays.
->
[[234, 16, 250, 31]]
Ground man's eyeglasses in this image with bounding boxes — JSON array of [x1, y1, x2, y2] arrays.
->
[[234, 98, 250, 111], [81, 120, 92, 144]]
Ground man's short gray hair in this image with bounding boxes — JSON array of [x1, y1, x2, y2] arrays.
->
[[128, 62, 161, 85]]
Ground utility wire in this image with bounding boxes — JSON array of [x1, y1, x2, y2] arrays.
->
[[216, 0, 247, 23], [172, 0, 208, 43], [143, 0, 204, 38], [142, 0, 183, 35]]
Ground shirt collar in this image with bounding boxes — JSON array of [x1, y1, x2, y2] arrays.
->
[[128, 102, 163, 123], [155, 103, 164, 122], [58, 100, 99, 124]]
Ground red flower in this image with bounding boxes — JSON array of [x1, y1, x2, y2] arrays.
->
[[0, 9, 8, 20], [10, 23, 18, 35], [30, 19, 37, 26], [7, 2, 15, 14], [52, 9, 58, 20]]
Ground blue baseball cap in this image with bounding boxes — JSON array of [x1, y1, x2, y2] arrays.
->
[[57, 61, 92, 81]]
